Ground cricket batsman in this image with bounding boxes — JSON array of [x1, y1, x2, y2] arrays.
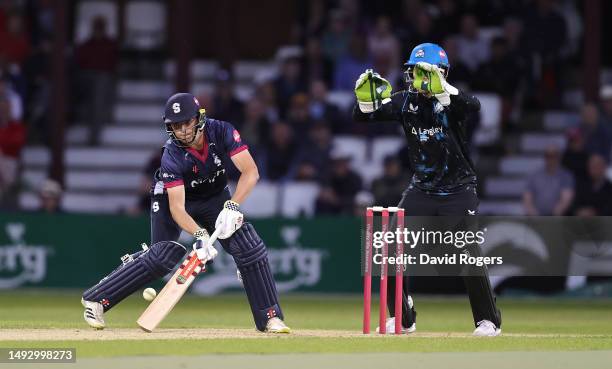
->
[[353, 43, 502, 336], [81, 93, 290, 333]]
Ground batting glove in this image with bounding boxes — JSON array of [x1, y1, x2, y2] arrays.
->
[[193, 228, 218, 263], [412, 62, 458, 106], [354, 69, 392, 113], [215, 200, 244, 240]]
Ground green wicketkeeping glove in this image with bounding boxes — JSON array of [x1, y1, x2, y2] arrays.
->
[[354, 69, 392, 113], [412, 62, 458, 106]]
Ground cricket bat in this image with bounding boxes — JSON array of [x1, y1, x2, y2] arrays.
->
[[137, 229, 220, 332]]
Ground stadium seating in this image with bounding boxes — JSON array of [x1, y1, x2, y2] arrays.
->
[[124, 1, 166, 49], [280, 182, 319, 218]]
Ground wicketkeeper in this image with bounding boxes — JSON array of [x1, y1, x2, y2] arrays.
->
[[353, 43, 502, 336], [81, 93, 290, 333]]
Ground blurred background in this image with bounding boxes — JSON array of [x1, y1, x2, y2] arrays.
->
[[0, 0, 611, 296]]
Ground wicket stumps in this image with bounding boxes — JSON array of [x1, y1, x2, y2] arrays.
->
[[363, 206, 405, 334]]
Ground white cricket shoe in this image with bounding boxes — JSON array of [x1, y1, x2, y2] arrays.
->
[[265, 317, 291, 333], [473, 320, 501, 336], [376, 317, 416, 334], [375, 295, 416, 334], [81, 298, 105, 330]]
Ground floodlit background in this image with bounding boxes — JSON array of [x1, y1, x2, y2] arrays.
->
[[0, 0, 611, 296]]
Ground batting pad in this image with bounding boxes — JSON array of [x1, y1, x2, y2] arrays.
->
[[82, 241, 186, 311], [228, 223, 284, 331]]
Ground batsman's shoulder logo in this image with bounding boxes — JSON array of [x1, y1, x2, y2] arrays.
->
[[212, 152, 222, 166]]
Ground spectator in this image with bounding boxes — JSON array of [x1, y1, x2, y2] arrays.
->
[[212, 69, 244, 125], [302, 0, 327, 39], [239, 97, 270, 150], [371, 155, 410, 207], [0, 77, 22, 121], [0, 94, 25, 201], [580, 103, 612, 158], [440, 36, 472, 91], [522, 0, 568, 64], [315, 150, 362, 215], [75, 15, 118, 146], [255, 80, 280, 123], [338, 0, 362, 31], [503, 17, 523, 53], [455, 14, 489, 72], [287, 93, 311, 139], [22, 37, 51, 144], [273, 53, 307, 119], [353, 190, 374, 216], [432, 0, 461, 37], [314, 184, 343, 214], [474, 37, 519, 97], [321, 9, 352, 63], [308, 80, 345, 133], [561, 127, 589, 181], [473, 37, 523, 124], [38, 179, 62, 214], [0, 12, 30, 66], [302, 37, 334, 87], [523, 145, 574, 216], [368, 16, 401, 83], [521, 0, 568, 107], [398, 9, 439, 62], [570, 154, 612, 216], [264, 122, 297, 181], [333, 32, 372, 91], [290, 122, 332, 182], [599, 85, 612, 139], [600, 85, 612, 161]]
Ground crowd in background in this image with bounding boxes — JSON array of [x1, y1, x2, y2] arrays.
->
[[523, 93, 612, 216], [0, 0, 118, 208], [0, 0, 610, 216]]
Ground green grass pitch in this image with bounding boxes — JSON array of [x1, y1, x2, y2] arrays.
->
[[0, 291, 611, 368]]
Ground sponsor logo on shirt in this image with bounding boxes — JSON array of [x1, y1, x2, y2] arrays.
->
[[190, 169, 226, 188], [232, 129, 241, 142], [411, 126, 443, 142], [408, 103, 419, 114]]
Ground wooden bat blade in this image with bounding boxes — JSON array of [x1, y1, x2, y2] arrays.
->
[[137, 251, 203, 332]]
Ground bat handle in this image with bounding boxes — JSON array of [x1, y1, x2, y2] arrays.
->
[[208, 228, 221, 247]]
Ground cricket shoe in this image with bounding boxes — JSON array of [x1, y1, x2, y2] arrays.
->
[[375, 295, 416, 334], [473, 320, 501, 337], [265, 317, 291, 333], [376, 317, 416, 334], [81, 298, 105, 330]]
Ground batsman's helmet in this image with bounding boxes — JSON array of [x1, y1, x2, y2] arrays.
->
[[162, 92, 206, 147], [403, 43, 450, 90]]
